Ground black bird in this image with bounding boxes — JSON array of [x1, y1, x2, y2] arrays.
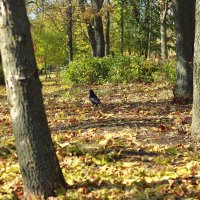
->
[[89, 89, 101, 106]]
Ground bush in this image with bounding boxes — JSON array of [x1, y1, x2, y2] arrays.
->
[[0, 64, 5, 85], [152, 60, 176, 83], [62, 57, 110, 84], [61, 56, 175, 85]]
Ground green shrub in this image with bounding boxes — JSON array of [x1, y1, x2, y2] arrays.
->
[[152, 60, 176, 83], [62, 57, 110, 84], [61, 56, 175, 85], [109, 56, 135, 83], [0, 64, 5, 85]]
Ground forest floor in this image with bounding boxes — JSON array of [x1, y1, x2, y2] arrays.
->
[[0, 77, 200, 199]]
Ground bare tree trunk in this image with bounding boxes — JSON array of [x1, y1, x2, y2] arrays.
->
[[160, 0, 169, 59], [172, 0, 195, 103], [91, 0, 105, 57], [66, 0, 73, 62], [105, 0, 110, 56], [147, 0, 152, 60], [0, 0, 66, 198], [120, 0, 124, 55], [191, 0, 200, 142]]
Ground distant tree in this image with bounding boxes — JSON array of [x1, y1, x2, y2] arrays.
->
[[66, 0, 73, 62], [172, 0, 195, 102], [0, 0, 67, 198], [120, 0, 124, 55], [105, 0, 110, 56], [159, 0, 170, 59], [191, 0, 200, 142], [147, 0, 152, 59], [91, 0, 105, 57], [78, 0, 97, 56]]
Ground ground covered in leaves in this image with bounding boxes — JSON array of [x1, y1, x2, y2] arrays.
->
[[0, 78, 200, 199]]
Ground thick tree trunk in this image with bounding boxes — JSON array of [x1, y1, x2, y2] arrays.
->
[[191, 0, 200, 142], [91, 0, 105, 58], [105, 0, 110, 56], [0, 0, 66, 198], [172, 0, 195, 102], [66, 0, 73, 62]]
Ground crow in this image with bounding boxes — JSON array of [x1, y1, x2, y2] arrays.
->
[[89, 89, 101, 106]]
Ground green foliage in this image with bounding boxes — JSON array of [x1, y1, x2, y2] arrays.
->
[[62, 56, 175, 84], [153, 60, 176, 83], [0, 64, 5, 85], [62, 57, 110, 84]]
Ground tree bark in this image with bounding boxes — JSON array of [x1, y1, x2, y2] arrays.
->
[[66, 0, 73, 62], [172, 0, 195, 102], [91, 0, 105, 57], [160, 0, 169, 59], [147, 0, 152, 60], [105, 0, 110, 56], [0, 0, 66, 198], [191, 0, 200, 142], [87, 23, 97, 57], [120, 0, 124, 55]]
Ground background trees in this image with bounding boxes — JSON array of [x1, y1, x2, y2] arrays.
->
[[26, 0, 175, 68]]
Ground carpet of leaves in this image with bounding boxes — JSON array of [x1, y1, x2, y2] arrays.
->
[[0, 79, 200, 199]]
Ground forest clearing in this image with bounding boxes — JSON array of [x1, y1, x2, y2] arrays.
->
[[0, 77, 199, 199]]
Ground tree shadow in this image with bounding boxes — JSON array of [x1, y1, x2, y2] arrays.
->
[[67, 175, 200, 198]]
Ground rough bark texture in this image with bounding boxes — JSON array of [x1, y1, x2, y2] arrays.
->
[[172, 0, 195, 102], [0, 0, 66, 198], [191, 1, 200, 142], [66, 0, 73, 62], [91, 0, 105, 57]]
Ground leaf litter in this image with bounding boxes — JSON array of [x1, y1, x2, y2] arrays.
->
[[0, 80, 200, 199]]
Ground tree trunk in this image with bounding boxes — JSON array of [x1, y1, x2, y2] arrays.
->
[[191, 0, 200, 142], [79, 0, 97, 56], [120, 0, 124, 55], [147, 0, 152, 60], [172, 0, 195, 102], [91, 0, 105, 57], [105, 0, 110, 56], [0, 0, 67, 198], [160, 0, 169, 60], [66, 0, 73, 62], [87, 22, 97, 57], [160, 19, 168, 59]]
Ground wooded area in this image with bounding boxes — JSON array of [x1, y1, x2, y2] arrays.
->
[[0, 0, 199, 199]]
